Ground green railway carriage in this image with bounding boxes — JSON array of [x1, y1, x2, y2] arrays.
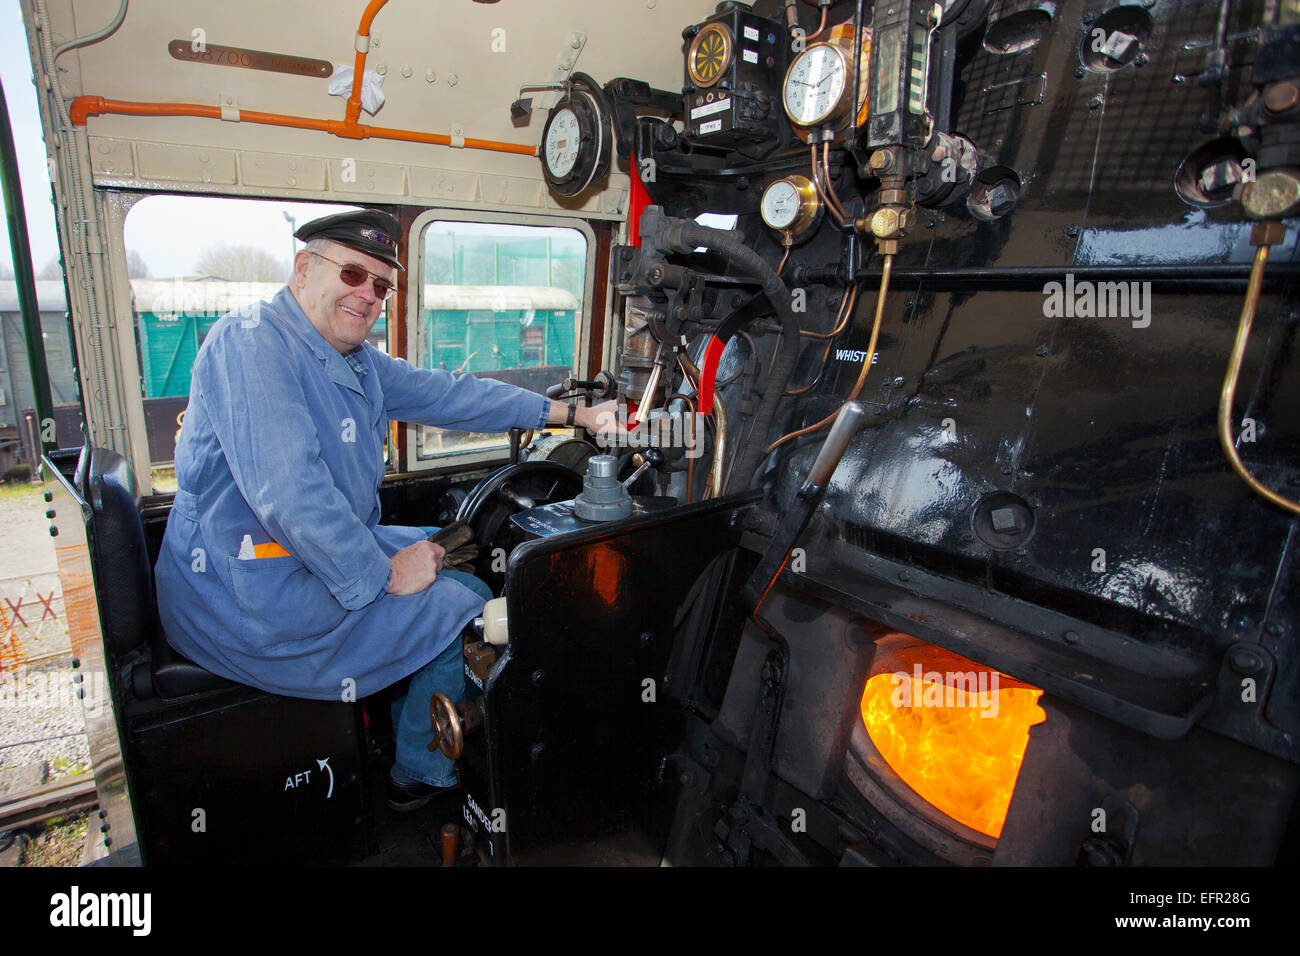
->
[[133, 280, 576, 398]]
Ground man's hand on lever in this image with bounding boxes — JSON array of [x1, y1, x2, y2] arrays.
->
[[548, 398, 628, 439], [388, 539, 447, 596]]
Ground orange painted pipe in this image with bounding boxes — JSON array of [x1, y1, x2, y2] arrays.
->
[[70, 0, 538, 155], [68, 96, 537, 156], [347, 0, 392, 126]]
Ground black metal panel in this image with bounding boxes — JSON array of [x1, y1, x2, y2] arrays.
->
[[127, 696, 368, 865], [465, 494, 752, 864]]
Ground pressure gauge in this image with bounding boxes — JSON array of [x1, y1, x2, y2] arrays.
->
[[543, 107, 581, 179], [783, 42, 851, 127], [760, 175, 821, 242], [539, 74, 612, 198], [687, 21, 734, 88]]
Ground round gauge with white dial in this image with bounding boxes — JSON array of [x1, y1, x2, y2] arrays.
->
[[783, 42, 850, 127], [538, 75, 612, 198], [543, 107, 581, 179], [760, 175, 821, 239], [761, 179, 802, 229]]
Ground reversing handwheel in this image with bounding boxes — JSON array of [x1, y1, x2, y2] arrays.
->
[[456, 460, 584, 593]]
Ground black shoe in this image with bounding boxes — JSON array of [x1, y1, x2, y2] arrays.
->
[[386, 775, 458, 812]]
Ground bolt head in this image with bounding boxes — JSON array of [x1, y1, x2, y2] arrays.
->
[[1229, 648, 1264, 675]]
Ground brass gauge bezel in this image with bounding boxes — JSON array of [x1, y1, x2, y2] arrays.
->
[[760, 175, 823, 243], [688, 21, 734, 88]]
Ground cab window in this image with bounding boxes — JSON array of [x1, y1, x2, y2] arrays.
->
[[410, 216, 591, 466]]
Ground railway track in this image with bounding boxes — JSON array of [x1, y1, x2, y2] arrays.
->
[[0, 775, 97, 831]]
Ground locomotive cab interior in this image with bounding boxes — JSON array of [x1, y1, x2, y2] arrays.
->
[[13, 0, 1300, 868]]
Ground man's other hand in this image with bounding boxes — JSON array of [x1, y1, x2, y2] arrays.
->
[[387, 540, 447, 595]]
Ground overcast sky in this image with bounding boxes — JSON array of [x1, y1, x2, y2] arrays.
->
[[1, 0, 60, 280], [0, 1, 346, 283]]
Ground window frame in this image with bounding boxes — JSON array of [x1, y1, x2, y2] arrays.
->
[[401, 208, 598, 474]]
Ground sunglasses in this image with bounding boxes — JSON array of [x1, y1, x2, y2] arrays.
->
[[308, 251, 397, 300]]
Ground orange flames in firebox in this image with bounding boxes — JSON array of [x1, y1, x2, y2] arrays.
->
[[860, 636, 1046, 840]]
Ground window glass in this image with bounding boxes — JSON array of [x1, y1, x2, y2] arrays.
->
[[123, 197, 375, 487], [416, 221, 586, 461]]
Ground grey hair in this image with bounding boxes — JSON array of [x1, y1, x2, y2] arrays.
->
[[293, 237, 335, 282], [302, 237, 334, 263]]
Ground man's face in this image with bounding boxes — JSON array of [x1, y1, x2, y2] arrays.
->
[[291, 240, 396, 353]]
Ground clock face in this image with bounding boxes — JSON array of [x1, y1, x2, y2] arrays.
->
[[783, 43, 848, 127], [688, 23, 733, 87], [544, 107, 581, 179], [761, 179, 801, 230]]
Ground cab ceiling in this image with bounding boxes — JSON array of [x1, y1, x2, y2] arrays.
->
[[30, 0, 706, 213]]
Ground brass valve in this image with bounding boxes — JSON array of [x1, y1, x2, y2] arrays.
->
[[428, 693, 483, 759]]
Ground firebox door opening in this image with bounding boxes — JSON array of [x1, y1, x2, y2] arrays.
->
[[849, 633, 1046, 859]]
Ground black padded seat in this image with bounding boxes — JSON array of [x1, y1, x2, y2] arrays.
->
[[83, 446, 235, 699]]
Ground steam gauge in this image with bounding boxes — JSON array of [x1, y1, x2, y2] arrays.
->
[[784, 42, 851, 127], [760, 175, 821, 243], [539, 73, 612, 198]]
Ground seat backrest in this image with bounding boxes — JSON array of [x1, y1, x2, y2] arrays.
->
[[83, 446, 155, 657]]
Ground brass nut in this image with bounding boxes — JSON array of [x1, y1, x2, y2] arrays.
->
[[869, 150, 892, 171], [878, 188, 908, 205], [1251, 220, 1287, 247], [876, 239, 900, 256], [871, 207, 901, 237]]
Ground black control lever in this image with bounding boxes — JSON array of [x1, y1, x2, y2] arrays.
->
[[545, 369, 615, 399]]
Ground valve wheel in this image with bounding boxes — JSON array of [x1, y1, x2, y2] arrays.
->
[[428, 692, 464, 759], [456, 460, 584, 592]]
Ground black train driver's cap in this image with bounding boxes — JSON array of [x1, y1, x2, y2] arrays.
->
[[294, 208, 404, 271]]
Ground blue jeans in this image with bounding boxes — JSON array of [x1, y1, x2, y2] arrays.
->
[[389, 567, 492, 786]]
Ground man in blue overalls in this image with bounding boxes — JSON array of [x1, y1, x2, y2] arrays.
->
[[155, 209, 613, 810]]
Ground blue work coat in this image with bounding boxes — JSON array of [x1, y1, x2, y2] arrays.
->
[[154, 286, 549, 700]]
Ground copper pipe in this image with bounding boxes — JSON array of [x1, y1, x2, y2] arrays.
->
[[777, 247, 791, 276], [667, 391, 697, 504], [809, 145, 847, 226], [802, 283, 857, 339], [69, 96, 538, 155], [788, 285, 856, 396], [821, 141, 852, 222], [767, 254, 891, 454], [806, 5, 830, 41], [1218, 243, 1300, 515]]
